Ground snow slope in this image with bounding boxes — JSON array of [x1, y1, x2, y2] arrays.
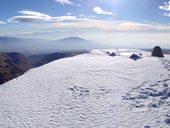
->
[[0, 49, 170, 128]]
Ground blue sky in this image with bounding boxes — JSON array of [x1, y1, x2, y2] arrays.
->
[[0, 0, 170, 48]]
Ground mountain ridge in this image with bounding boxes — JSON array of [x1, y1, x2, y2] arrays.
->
[[0, 49, 170, 127], [0, 52, 31, 84], [0, 51, 86, 84]]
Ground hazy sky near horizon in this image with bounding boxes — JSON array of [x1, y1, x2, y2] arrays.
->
[[0, 0, 170, 48]]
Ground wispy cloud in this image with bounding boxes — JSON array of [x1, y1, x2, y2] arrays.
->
[[8, 10, 77, 22], [93, 6, 116, 16], [0, 21, 6, 24], [53, 19, 170, 33], [13, 18, 168, 33], [159, 1, 170, 17], [54, 0, 73, 5], [6, 9, 170, 33]]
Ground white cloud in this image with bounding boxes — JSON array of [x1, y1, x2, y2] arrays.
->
[[93, 6, 116, 16], [0, 21, 6, 24], [159, 1, 170, 11], [159, 1, 170, 17], [54, 0, 73, 5], [8, 10, 77, 22]]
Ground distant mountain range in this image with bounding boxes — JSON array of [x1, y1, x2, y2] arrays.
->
[[0, 36, 102, 54], [53, 37, 99, 50], [0, 36, 50, 54], [28, 51, 87, 67], [0, 37, 21, 43]]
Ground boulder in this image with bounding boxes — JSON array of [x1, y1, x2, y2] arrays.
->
[[130, 54, 141, 61], [110, 52, 116, 56], [151, 46, 164, 57], [106, 51, 116, 56]]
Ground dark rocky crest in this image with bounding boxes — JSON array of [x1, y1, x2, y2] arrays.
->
[[151, 46, 164, 58], [0, 52, 31, 85]]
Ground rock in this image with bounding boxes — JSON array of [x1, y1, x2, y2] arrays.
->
[[165, 118, 170, 124], [151, 46, 164, 57], [130, 54, 141, 61], [106, 51, 116, 57], [110, 52, 116, 56]]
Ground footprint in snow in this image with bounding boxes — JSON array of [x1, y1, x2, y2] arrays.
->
[[68, 86, 90, 99]]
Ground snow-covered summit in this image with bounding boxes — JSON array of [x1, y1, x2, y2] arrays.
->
[[0, 49, 170, 128]]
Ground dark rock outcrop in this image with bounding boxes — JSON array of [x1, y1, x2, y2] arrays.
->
[[28, 51, 85, 67], [130, 54, 141, 61], [110, 52, 116, 56], [151, 46, 164, 57], [106, 51, 116, 56], [0, 52, 32, 85]]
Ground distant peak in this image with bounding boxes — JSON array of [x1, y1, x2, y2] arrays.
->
[[67, 37, 82, 39], [61, 37, 87, 41]]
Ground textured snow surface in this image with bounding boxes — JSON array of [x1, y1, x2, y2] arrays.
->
[[0, 49, 170, 128]]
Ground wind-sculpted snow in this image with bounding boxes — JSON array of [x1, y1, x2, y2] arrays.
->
[[0, 49, 170, 128], [123, 57, 170, 126]]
